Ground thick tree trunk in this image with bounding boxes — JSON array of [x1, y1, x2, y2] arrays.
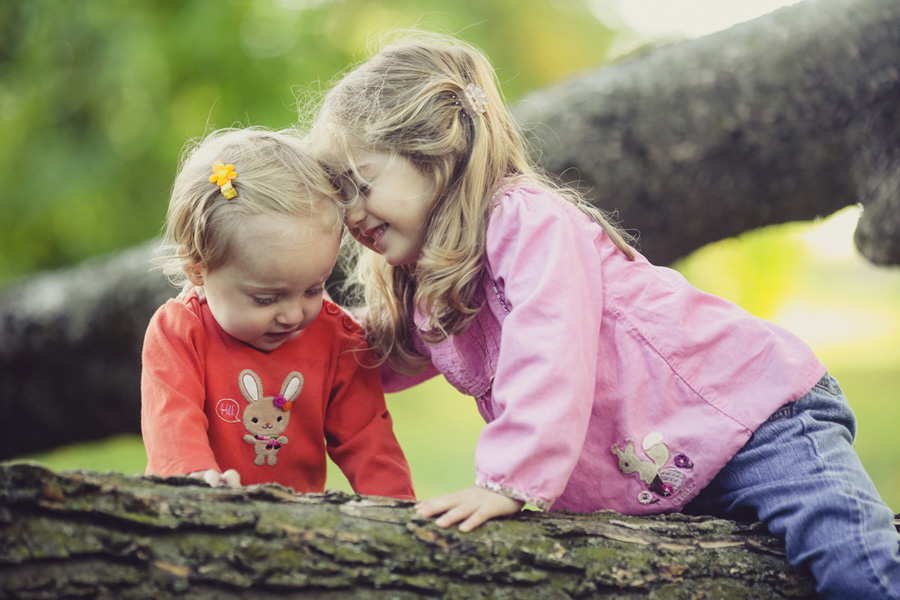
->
[[0, 463, 826, 599], [0, 241, 174, 458], [513, 0, 900, 266], [1, 0, 899, 458]]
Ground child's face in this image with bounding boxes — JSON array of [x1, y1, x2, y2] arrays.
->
[[341, 150, 436, 266], [191, 212, 341, 352]]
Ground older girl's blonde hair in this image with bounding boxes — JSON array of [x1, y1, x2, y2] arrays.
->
[[312, 31, 633, 374], [157, 127, 344, 287]]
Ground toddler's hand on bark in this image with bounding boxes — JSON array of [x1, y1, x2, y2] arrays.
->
[[187, 469, 241, 487]]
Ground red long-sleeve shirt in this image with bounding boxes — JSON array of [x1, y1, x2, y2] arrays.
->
[[141, 291, 414, 500]]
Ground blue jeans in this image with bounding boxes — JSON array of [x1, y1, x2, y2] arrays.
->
[[684, 374, 900, 599]]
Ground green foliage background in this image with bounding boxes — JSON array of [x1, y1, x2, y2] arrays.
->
[[5, 1, 899, 511], [0, 0, 623, 283]]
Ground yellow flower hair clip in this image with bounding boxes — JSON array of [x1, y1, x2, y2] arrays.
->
[[210, 160, 237, 199]]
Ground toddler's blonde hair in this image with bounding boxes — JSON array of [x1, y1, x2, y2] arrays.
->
[[157, 127, 344, 287], [312, 31, 633, 373]]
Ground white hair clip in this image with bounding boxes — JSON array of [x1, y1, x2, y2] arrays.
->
[[461, 83, 488, 118]]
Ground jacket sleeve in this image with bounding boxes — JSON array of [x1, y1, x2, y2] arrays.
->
[[324, 292, 439, 394], [141, 302, 220, 477], [473, 190, 605, 509], [379, 360, 440, 394], [324, 334, 416, 500]]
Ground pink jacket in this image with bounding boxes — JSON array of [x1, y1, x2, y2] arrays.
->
[[382, 185, 825, 515]]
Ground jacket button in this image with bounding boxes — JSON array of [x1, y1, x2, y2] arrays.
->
[[342, 315, 359, 332]]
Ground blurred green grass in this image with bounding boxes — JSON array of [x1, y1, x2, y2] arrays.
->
[[13, 209, 900, 512], [0, 0, 625, 284]]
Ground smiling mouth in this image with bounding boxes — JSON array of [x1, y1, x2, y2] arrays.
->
[[361, 223, 388, 247]]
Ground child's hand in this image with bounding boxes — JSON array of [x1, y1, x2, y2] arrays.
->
[[415, 486, 524, 532], [187, 469, 241, 487]]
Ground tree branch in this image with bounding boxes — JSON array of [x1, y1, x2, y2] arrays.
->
[[513, 0, 900, 265], [0, 464, 822, 598]]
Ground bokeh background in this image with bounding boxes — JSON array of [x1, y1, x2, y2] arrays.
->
[[4, 0, 899, 510]]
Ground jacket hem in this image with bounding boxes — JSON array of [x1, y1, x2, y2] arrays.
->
[[476, 478, 552, 511]]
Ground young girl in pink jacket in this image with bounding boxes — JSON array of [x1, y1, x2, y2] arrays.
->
[[311, 31, 900, 598]]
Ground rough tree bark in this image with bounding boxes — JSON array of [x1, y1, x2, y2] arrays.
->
[[1, 0, 899, 457], [0, 241, 173, 458], [0, 463, 828, 599], [516, 0, 900, 266]]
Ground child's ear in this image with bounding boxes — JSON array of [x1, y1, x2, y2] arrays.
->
[[184, 264, 206, 286]]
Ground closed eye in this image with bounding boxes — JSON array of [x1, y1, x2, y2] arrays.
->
[[253, 296, 278, 306], [348, 174, 371, 198], [337, 175, 368, 202], [349, 181, 369, 202]]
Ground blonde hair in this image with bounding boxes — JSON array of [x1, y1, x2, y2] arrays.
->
[[157, 127, 344, 287], [312, 31, 634, 374]]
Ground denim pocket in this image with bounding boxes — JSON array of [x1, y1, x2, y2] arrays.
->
[[813, 373, 841, 395], [766, 403, 795, 423], [765, 374, 842, 425]]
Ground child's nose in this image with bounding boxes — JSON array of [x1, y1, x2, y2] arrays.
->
[[276, 299, 305, 326], [345, 202, 366, 229]]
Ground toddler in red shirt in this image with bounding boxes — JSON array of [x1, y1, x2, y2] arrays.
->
[[141, 127, 414, 500]]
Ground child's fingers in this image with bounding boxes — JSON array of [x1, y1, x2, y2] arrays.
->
[[434, 504, 476, 529], [416, 487, 518, 524], [187, 469, 236, 487], [415, 490, 466, 516], [415, 487, 524, 532], [456, 499, 522, 532], [187, 470, 219, 486], [457, 510, 490, 533], [221, 469, 241, 487], [414, 495, 456, 518]]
